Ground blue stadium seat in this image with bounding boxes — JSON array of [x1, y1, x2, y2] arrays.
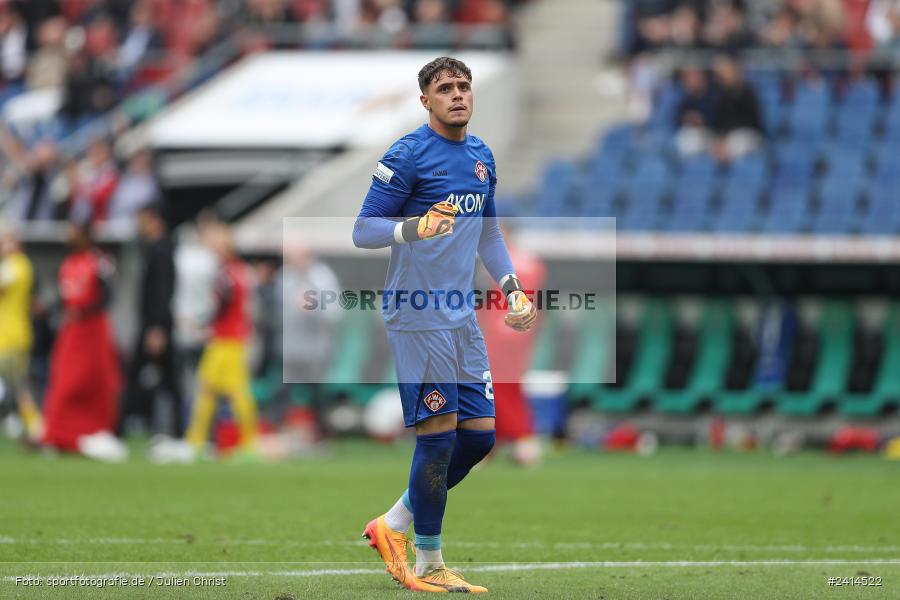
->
[[588, 151, 628, 184], [619, 181, 667, 231], [860, 210, 900, 234], [677, 155, 718, 185], [882, 107, 900, 141], [820, 150, 867, 180], [580, 183, 619, 217], [832, 109, 876, 149], [814, 182, 862, 234], [535, 160, 579, 217], [773, 158, 815, 187], [715, 180, 762, 233], [787, 108, 829, 142], [753, 81, 785, 135], [873, 141, 900, 173], [793, 79, 832, 110], [840, 77, 880, 113], [764, 184, 811, 234], [819, 175, 865, 204], [726, 152, 768, 185], [649, 80, 684, 134], [598, 124, 636, 156], [631, 154, 673, 185]]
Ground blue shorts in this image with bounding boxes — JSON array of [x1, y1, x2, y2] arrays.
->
[[386, 317, 495, 428]]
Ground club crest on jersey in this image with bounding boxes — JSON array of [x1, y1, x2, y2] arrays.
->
[[474, 160, 488, 182], [424, 390, 446, 412]]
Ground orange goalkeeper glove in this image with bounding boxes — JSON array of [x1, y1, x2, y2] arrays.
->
[[399, 201, 459, 241], [502, 276, 537, 332]]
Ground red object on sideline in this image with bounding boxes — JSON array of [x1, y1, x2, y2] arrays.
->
[[828, 427, 880, 453], [42, 251, 121, 451]]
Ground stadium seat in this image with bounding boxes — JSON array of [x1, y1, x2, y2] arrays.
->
[[820, 148, 867, 180], [813, 180, 863, 234], [677, 155, 719, 185], [593, 299, 675, 412], [654, 301, 734, 413], [860, 189, 900, 234], [840, 77, 880, 113], [725, 152, 769, 185], [777, 302, 854, 416], [773, 144, 816, 184], [763, 184, 812, 234], [715, 179, 764, 232], [618, 181, 667, 231], [568, 301, 616, 401], [322, 309, 379, 404], [648, 80, 684, 134], [832, 109, 876, 149], [841, 303, 900, 417]]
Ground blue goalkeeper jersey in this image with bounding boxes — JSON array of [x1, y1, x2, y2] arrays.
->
[[353, 124, 514, 331]]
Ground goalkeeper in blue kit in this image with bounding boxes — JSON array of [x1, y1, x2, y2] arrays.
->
[[352, 57, 536, 593]]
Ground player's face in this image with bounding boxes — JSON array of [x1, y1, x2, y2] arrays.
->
[[422, 71, 472, 129]]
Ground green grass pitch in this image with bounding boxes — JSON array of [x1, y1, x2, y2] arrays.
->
[[1, 439, 899, 599]]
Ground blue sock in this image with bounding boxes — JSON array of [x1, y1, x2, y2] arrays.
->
[[409, 429, 456, 539], [447, 429, 495, 489]]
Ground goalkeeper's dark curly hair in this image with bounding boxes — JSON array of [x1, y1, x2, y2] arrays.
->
[[418, 57, 472, 93]]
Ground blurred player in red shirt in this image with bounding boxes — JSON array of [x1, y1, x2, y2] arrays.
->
[[42, 223, 122, 454], [184, 221, 258, 455], [479, 221, 546, 465]]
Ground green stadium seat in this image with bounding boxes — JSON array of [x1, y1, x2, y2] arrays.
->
[[841, 303, 900, 418], [777, 301, 854, 416], [654, 300, 733, 413], [322, 309, 377, 403], [568, 300, 615, 402], [592, 299, 675, 412], [530, 309, 562, 372]]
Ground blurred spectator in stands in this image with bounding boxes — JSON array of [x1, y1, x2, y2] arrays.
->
[[867, 0, 900, 47], [669, 3, 703, 49], [704, 2, 756, 52], [42, 221, 124, 461], [162, 0, 221, 62], [280, 239, 340, 434], [674, 66, 717, 157], [710, 55, 762, 162], [59, 48, 116, 125], [70, 138, 119, 224], [247, 0, 295, 25], [365, 0, 409, 37], [25, 17, 68, 91], [632, 0, 672, 54], [409, 0, 453, 48], [115, 1, 164, 86], [120, 202, 183, 438], [7, 140, 68, 222], [0, 3, 26, 101], [760, 7, 803, 49], [16, 0, 62, 50], [457, 0, 508, 24], [108, 149, 160, 224]]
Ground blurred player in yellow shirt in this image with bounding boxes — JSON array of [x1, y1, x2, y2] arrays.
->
[[0, 226, 42, 441], [184, 222, 258, 456]]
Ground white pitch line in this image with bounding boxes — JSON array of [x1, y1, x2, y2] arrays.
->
[[4, 559, 900, 582], [3, 537, 900, 555]]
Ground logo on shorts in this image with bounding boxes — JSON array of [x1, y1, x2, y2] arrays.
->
[[424, 390, 446, 412], [474, 160, 487, 182]]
